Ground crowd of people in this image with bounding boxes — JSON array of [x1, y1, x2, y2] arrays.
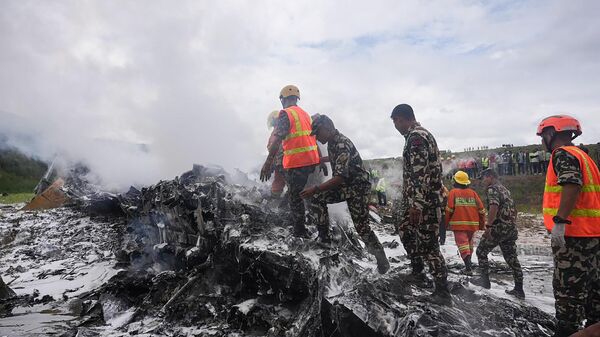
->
[[443, 143, 600, 180]]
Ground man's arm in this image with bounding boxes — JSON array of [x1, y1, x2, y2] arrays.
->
[[444, 190, 454, 227], [553, 148, 584, 219], [405, 134, 428, 210], [260, 112, 288, 181], [556, 184, 582, 219], [301, 141, 349, 198]]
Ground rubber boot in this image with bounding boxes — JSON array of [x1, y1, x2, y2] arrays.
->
[[371, 245, 390, 274], [293, 223, 311, 238], [363, 231, 390, 274], [470, 271, 491, 289], [407, 270, 433, 288], [463, 255, 473, 275], [431, 279, 452, 306], [505, 281, 525, 299], [316, 225, 332, 246]]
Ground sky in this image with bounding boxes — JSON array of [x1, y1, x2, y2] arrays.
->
[[1, 0, 599, 189]]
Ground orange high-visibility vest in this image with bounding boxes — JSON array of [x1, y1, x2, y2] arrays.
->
[[543, 146, 600, 237], [281, 106, 320, 169], [445, 188, 486, 231]]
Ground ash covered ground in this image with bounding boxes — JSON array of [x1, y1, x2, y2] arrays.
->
[[0, 166, 557, 336]]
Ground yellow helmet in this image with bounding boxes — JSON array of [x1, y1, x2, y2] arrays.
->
[[280, 85, 300, 99], [267, 110, 280, 129], [453, 170, 471, 186]]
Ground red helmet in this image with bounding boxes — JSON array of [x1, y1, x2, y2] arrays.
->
[[536, 115, 582, 137]]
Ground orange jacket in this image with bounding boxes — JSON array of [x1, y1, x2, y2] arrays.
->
[[445, 187, 485, 231], [281, 106, 320, 169], [543, 146, 600, 237]]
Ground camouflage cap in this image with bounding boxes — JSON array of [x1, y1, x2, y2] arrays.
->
[[310, 114, 334, 135]]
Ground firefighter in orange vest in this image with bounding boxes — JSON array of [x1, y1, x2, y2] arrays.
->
[[260, 85, 323, 237], [537, 115, 600, 337], [445, 171, 485, 274]]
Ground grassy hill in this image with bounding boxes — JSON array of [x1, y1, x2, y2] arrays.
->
[[0, 148, 47, 196]]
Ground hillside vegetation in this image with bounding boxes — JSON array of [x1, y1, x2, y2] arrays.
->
[[0, 148, 47, 194]]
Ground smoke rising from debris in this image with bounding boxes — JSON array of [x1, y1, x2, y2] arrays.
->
[[1, 1, 600, 190]]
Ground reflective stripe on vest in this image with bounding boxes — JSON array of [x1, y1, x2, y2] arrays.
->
[[281, 106, 320, 169], [543, 146, 600, 237]]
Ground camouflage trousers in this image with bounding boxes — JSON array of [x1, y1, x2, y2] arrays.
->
[[310, 184, 381, 248], [552, 237, 600, 332], [476, 223, 523, 283], [284, 166, 315, 232], [398, 205, 448, 282]]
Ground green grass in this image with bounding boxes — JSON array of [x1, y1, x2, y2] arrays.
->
[[0, 192, 34, 204], [0, 170, 40, 194]]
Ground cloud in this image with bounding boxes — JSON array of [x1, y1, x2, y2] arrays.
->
[[0, 0, 599, 189]]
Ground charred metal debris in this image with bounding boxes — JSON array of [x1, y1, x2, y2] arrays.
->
[[9, 164, 556, 336]]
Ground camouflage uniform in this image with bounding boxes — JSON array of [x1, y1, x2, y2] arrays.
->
[[310, 131, 382, 248], [551, 148, 600, 333], [475, 182, 523, 284], [274, 110, 316, 234], [398, 123, 448, 282]]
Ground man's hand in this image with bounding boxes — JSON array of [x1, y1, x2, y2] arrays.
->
[[300, 186, 318, 199], [408, 207, 423, 226], [319, 163, 328, 176], [551, 222, 567, 248], [260, 159, 274, 182], [483, 228, 492, 240]]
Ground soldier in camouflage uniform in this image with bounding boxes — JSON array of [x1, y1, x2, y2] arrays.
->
[[471, 168, 524, 298], [300, 114, 390, 274], [390, 104, 450, 303], [537, 116, 600, 337]]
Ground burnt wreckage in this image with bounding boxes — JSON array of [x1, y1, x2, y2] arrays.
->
[[12, 165, 557, 336]]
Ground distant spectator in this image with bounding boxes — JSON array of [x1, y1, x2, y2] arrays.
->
[[579, 143, 590, 154], [529, 150, 540, 174], [537, 149, 546, 174], [481, 156, 489, 170], [375, 177, 387, 206], [517, 151, 526, 175]]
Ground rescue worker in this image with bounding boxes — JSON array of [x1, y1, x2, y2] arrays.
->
[[376, 177, 387, 206], [390, 103, 451, 304], [470, 168, 525, 299], [537, 115, 600, 336], [300, 115, 390, 274], [266, 110, 286, 198], [260, 85, 322, 237], [445, 171, 485, 274]]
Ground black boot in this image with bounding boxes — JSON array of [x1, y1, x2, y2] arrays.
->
[[316, 225, 332, 244], [470, 271, 491, 289], [363, 231, 390, 274], [371, 245, 390, 274], [553, 323, 579, 337], [407, 270, 433, 288], [463, 255, 473, 275], [293, 224, 311, 238], [431, 279, 452, 306], [505, 281, 525, 299]]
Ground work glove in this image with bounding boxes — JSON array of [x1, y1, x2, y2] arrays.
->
[[551, 222, 566, 248]]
